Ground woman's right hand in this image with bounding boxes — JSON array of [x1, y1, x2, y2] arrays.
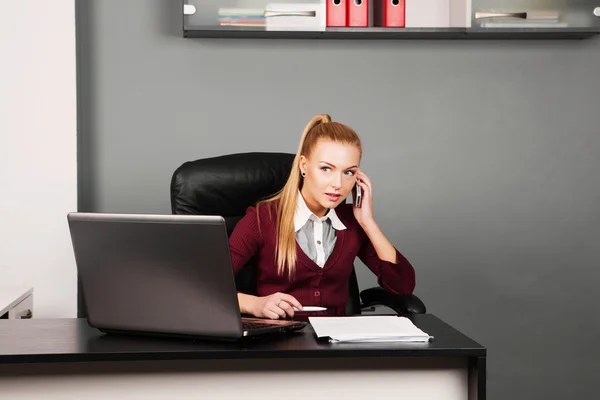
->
[[251, 292, 303, 320]]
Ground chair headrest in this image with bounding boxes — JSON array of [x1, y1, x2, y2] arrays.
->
[[170, 152, 295, 217]]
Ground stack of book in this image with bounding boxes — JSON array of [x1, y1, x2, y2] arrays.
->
[[218, 8, 266, 28], [217, 4, 325, 31]]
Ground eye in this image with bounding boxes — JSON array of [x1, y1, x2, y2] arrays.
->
[[344, 170, 356, 176], [320, 166, 331, 172]]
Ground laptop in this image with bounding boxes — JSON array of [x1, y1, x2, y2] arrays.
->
[[67, 212, 307, 341]]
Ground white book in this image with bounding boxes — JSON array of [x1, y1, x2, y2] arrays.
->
[[309, 316, 433, 343]]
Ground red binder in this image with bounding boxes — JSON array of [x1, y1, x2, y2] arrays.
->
[[375, 0, 405, 27], [347, 0, 369, 27], [326, 0, 347, 27]]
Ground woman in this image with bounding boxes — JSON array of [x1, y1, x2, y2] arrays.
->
[[229, 114, 415, 319]]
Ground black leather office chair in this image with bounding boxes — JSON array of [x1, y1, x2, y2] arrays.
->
[[170, 152, 426, 315]]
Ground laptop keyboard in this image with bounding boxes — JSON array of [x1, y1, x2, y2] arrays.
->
[[242, 321, 273, 331], [241, 318, 296, 330]]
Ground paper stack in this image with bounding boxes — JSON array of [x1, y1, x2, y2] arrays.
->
[[309, 316, 433, 343]]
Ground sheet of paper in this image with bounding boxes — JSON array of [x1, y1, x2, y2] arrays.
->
[[308, 316, 433, 343]]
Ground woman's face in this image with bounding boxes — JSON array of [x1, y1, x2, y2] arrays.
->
[[300, 139, 361, 217]]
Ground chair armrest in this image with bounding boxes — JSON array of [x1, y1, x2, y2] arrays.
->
[[359, 287, 426, 314]]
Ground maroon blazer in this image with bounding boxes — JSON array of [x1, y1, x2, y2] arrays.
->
[[229, 201, 416, 316]]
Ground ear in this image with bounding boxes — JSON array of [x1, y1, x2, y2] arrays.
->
[[299, 155, 308, 175]]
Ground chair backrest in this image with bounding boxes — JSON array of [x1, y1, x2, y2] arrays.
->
[[170, 152, 362, 315]]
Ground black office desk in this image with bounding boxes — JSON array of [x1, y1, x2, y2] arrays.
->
[[0, 314, 486, 399]]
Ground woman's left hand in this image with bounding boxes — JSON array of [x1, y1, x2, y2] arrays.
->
[[352, 169, 375, 226]]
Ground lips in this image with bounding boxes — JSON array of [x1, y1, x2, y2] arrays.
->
[[325, 193, 341, 202]]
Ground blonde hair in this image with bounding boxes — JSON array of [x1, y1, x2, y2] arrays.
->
[[257, 114, 362, 279]]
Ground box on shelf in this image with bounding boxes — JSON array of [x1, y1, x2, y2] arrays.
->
[[405, 0, 471, 28]]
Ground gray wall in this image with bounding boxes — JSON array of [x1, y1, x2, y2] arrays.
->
[[77, 1, 600, 399]]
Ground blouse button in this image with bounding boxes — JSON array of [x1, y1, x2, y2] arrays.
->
[[317, 270, 323, 276], [314, 291, 321, 297], [317, 240, 321, 245]]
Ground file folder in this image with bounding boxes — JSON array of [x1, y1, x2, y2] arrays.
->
[[348, 0, 369, 27], [326, 0, 347, 27], [375, 0, 406, 27]]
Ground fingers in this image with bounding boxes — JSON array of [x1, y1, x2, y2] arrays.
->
[[355, 178, 369, 200], [278, 300, 295, 318], [269, 294, 291, 319], [279, 293, 303, 311], [356, 178, 368, 193], [266, 302, 287, 319], [261, 293, 303, 319], [356, 172, 372, 204], [356, 170, 372, 192], [264, 309, 282, 320]]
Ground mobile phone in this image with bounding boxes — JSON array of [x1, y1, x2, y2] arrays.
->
[[353, 183, 362, 208]]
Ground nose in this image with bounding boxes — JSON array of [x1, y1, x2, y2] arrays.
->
[[331, 173, 343, 190]]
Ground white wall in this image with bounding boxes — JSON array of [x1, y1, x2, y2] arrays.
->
[[0, 0, 77, 317]]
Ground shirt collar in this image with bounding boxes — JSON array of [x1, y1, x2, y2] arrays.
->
[[294, 191, 346, 232]]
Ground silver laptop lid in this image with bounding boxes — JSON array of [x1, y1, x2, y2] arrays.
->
[[67, 212, 243, 339]]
